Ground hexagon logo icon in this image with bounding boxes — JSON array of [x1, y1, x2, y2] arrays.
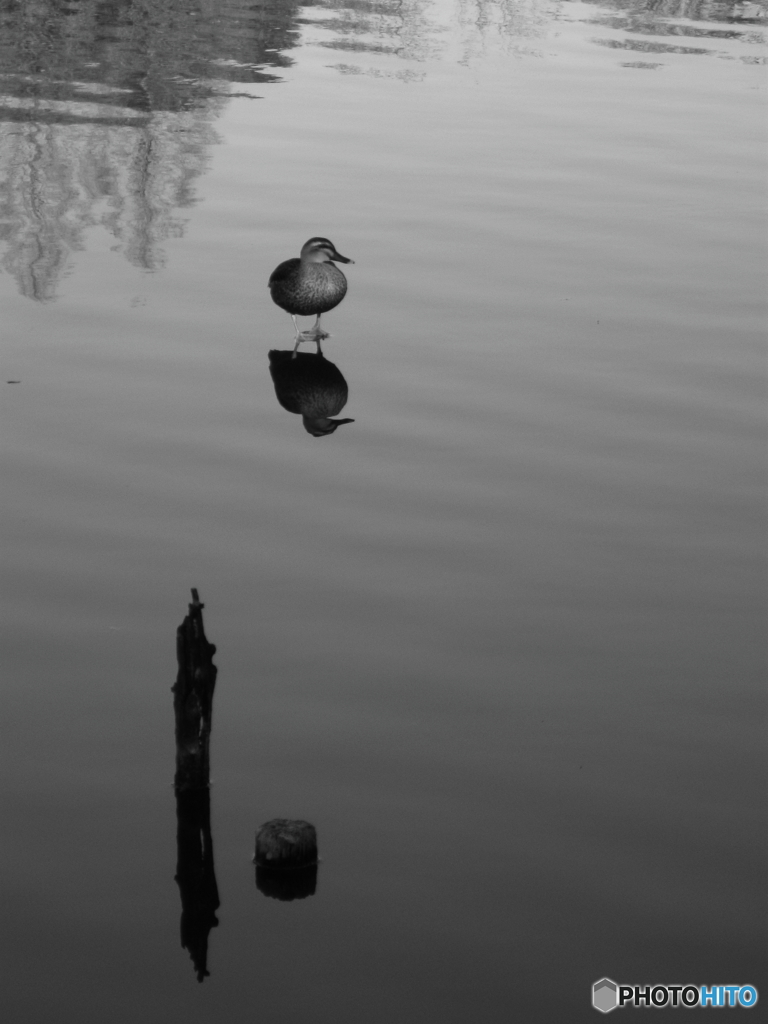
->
[[593, 978, 619, 1013]]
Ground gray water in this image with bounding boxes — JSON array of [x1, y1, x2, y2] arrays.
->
[[1, 0, 766, 1020]]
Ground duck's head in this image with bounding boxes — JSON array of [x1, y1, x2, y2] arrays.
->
[[302, 416, 355, 436], [300, 237, 354, 265]]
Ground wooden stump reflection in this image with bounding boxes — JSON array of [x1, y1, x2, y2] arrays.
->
[[175, 788, 220, 981]]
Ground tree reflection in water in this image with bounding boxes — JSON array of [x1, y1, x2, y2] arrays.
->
[[0, 0, 752, 298], [0, 0, 296, 299]]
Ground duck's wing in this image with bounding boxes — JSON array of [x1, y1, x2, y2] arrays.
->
[[268, 258, 301, 287]]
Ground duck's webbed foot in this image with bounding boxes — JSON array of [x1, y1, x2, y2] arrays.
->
[[292, 333, 325, 358]]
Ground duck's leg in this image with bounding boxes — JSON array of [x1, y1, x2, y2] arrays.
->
[[292, 317, 304, 358], [293, 315, 328, 352], [310, 314, 330, 341]]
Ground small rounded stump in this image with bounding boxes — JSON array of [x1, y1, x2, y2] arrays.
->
[[254, 818, 318, 868], [254, 819, 318, 901]]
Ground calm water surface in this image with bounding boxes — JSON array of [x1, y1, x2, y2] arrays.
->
[[1, 0, 766, 1020]]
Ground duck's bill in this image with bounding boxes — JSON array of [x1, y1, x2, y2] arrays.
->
[[332, 251, 354, 264]]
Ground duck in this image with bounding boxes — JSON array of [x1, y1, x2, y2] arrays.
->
[[268, 237, 354, 355], [268, 350, 354, 436]]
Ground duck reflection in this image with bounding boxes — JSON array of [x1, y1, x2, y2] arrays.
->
[[268, 350, 354, 437]]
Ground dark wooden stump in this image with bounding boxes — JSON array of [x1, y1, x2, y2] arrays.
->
[[172, 590, 220, 978], [254, 819, 318, 901], [173, 588, 217, 792], [254, 818, 318, 867]]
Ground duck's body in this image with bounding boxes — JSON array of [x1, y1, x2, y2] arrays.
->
[[269, 237, 354, 354], [268, 350, 354, 436], [269, 259, 348, 318]]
